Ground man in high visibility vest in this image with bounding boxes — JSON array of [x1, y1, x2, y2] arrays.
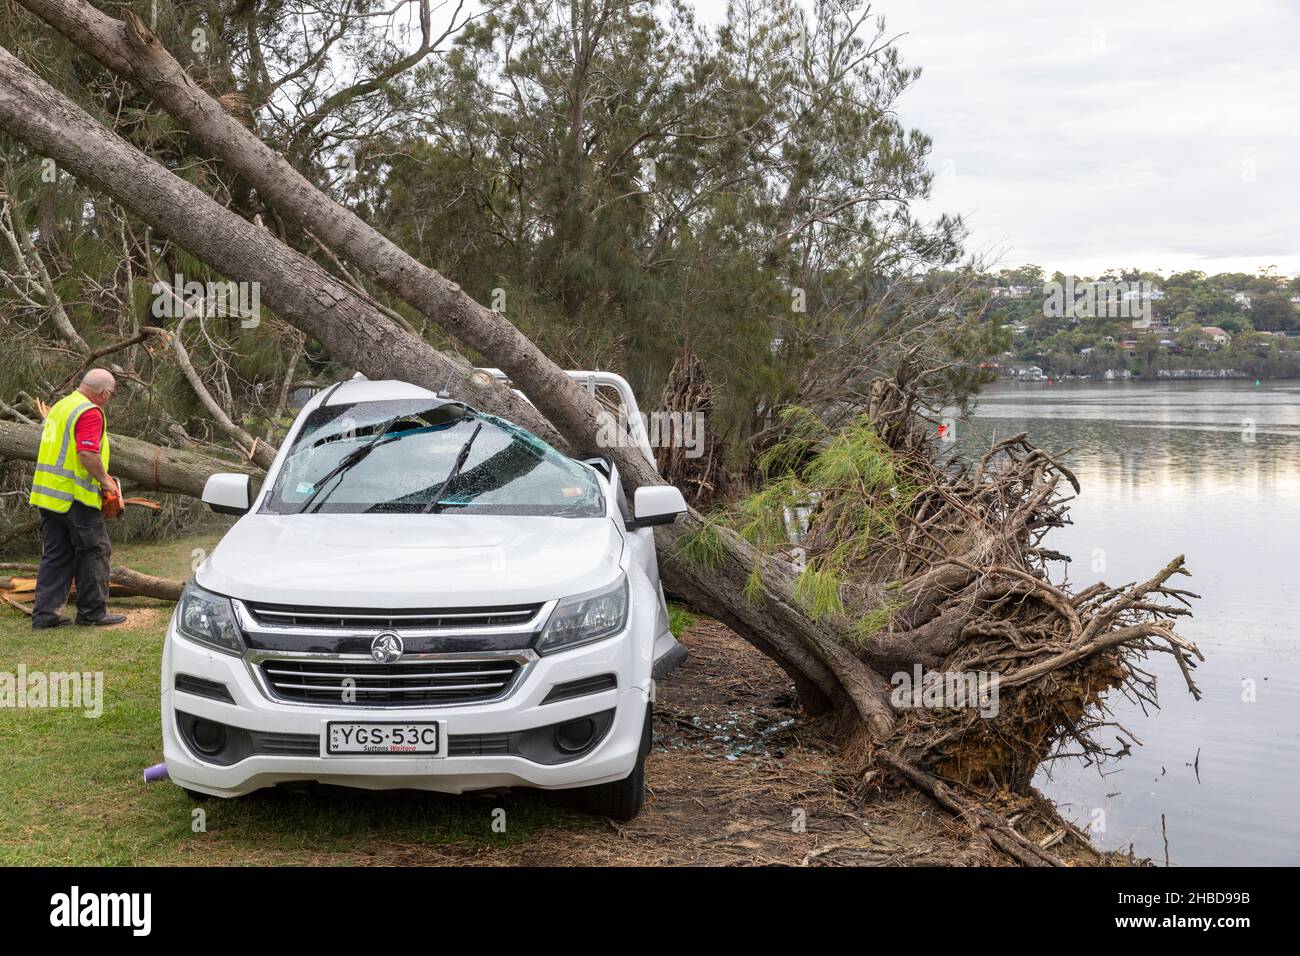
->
[[29, 368, 126, 629]]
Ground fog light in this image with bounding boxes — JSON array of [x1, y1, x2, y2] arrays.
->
[[191, 718, 227, 756], [555, 718, 595, 754]]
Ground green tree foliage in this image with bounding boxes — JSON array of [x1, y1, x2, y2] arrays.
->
[[2, 0, 1000, 510], [350, 0, 978, 438], [988, 264, 1300, 379]]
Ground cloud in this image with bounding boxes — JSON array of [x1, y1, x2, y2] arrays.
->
[[692, 0, 1300, 276]]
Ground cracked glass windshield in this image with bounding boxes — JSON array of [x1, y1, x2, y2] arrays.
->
[[264, 399, 603, 516]]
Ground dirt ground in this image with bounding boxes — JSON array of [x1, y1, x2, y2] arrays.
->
[[355, 619, 1117, 866]]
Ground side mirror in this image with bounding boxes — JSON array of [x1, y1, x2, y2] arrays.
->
[[202, 473, 253, 516], [629, 485, 688, 529]]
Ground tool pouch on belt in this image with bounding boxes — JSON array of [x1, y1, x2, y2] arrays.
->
[[102, 487, 124, 520]]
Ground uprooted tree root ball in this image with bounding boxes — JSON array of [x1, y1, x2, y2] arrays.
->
[[677, 362, 1202, 861]]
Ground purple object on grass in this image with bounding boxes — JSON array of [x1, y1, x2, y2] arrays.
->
[[142, 762, 169, 782]]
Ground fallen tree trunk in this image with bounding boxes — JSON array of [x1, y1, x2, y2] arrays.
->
[[1, 567, 184, 601], [0, 517, 40, 547], [107, 566, 184, 601], [0, 420, 256, 499]]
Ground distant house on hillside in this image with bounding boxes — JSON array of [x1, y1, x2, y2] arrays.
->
[[1121, 286, 1165, 302], [1202, 326, 1231, 346], [1231, 292, 1252, 309]]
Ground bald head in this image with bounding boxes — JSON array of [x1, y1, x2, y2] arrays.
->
[[79, 368, 117, 408]]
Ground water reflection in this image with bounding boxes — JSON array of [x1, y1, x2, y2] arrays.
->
[[955, 380, 1300, 866]]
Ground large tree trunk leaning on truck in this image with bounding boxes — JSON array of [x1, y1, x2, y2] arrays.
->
[[0, 38, 898, 735]]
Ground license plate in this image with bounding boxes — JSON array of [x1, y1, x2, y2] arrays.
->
[[325, 721, 442, 756]]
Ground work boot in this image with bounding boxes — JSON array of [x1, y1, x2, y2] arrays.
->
[[32, 614, 72, 630], [76, 612, 128, 627]]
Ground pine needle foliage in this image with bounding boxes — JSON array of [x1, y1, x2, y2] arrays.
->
[[703, 406, 919, 634]]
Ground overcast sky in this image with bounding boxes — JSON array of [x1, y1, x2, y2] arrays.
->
[[693, 0, 1300, 278]]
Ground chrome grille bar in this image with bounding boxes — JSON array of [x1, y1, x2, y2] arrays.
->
[[270, 682, 509, 692], [253, 608, 536, 622], [251, 653, 533, 708], [232, 598, 556, 644], [262, 667, 516, 679], [241, 600, 546, 633]]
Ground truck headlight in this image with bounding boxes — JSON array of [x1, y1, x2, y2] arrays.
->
[[175, 581, 245, 656], [536, 574, 628, 655]]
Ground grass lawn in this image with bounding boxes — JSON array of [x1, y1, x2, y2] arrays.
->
[[0, 526, 647, 865]]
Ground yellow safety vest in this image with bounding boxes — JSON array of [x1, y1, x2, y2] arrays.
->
[[28, 391, 111, 512]]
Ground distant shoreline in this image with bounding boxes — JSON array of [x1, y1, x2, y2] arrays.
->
[[992, 373, 1300, 384]]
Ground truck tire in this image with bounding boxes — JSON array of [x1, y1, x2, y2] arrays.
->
[[576, 702, 652, 821]]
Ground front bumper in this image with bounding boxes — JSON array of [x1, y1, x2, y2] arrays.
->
[[161, 615, 653, 798]]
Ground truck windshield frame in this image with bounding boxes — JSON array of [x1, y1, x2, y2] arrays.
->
[[261, 399, 605, 517]]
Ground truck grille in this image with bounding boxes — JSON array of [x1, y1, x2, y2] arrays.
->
[[244, 602, 542, 631], [259, 658, 523, 707]]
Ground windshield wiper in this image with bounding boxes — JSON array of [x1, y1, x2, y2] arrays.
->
[[295, 415, 403, 514], [423, 421, 483, 514]]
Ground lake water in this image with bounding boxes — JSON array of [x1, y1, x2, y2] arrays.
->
[[954, 380, 1300, 865]]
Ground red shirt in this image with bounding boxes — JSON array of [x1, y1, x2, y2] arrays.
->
[[74, 406, 104, 455]]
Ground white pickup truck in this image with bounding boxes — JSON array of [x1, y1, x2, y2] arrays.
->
[[161, 372, 687, 819]]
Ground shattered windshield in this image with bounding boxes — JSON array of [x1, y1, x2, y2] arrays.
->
[[263, 399, 604, 516]]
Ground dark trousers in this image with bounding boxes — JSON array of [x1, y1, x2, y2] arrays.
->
[[33, 502, 111, 626]]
